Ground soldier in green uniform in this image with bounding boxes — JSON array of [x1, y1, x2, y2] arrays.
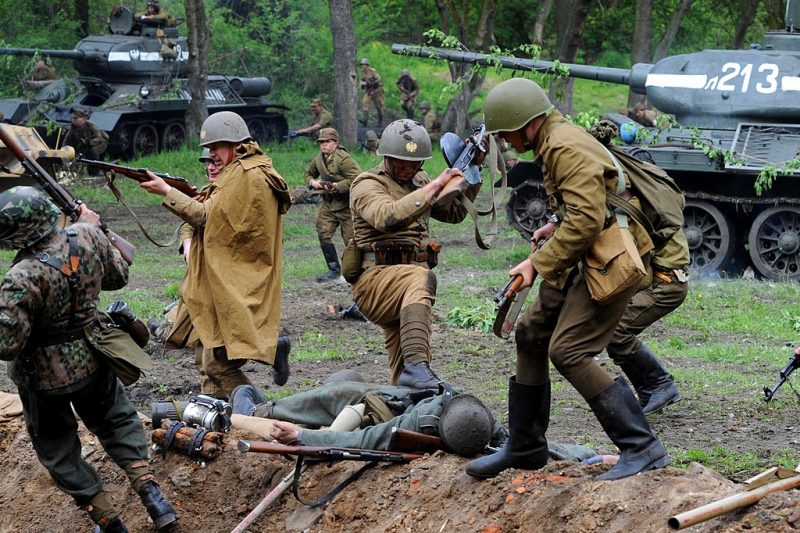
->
[[396, 68, 419, 119], [134, 0, 173, 28], [362, 130, 379, 155], [304, 127, 362, 282], [359, 58, 384, 126], [0, 187, 177, 532], [418, 101, 441, 143], [466, 78, 668, 482], [348, 119, 480, 390], [64, 109, 108, 160], [295, 98, 333, 139]]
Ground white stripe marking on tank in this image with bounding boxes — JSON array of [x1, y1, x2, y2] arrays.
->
[[108, 52, 187, 62], [781, 77, 800, 91], [645, 74, 708, 89]]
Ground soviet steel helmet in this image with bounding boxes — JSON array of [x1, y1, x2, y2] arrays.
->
[[199, 111, 251, 147], [418, 100, 431, 111], [323, 368, 365, 384], [0, 186, 60, 249], [360, 58, 370, 66], [438, 394, 493, 457], [364, 130, 379, 141], [401, 68, 410, 76], [484, 77, 554, 134], [377, 119, 432, 161], [198, 147, 212, 163], [317, 128, 339, 143]]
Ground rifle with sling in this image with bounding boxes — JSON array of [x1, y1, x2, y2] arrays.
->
[[763, 351, 800, 402], [0, 125, 136, 264], [76, 157, 198, 198]]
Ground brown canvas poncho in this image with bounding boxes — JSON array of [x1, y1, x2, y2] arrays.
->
[[164, 141, 291, 363]]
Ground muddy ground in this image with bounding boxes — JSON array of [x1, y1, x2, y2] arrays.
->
[[0, 202, 798, 532]]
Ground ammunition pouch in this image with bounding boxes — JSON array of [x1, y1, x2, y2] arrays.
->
[[107, 301, 150, 348], [341, 239, 364, 283], [364, 241, 441, 269]]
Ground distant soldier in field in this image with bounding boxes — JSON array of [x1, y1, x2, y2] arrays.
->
[[396, 68, 419, 119], [304, 127, 362, 282], [359, 58, 384, 126], [294, 98, 333, 139], [348, 119, 480, 390], [418, 101, 441, 143], [362, 130, 379, 156], [64, 109, 109, 161]]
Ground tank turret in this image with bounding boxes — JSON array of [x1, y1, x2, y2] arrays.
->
[[0, 7, 287, 158], [393, 0, 800, 281]]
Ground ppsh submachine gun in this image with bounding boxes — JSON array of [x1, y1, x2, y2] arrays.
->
[[762, 350, 800, 402]]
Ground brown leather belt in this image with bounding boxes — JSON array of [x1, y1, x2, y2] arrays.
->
[[362, 251, 431, 268]]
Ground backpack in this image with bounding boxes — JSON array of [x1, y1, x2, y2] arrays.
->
[[604, 143, 685, 249]]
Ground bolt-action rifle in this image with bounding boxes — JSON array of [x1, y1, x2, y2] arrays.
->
[[237, 440, 423, 463], [76, 157, 198, 197], [763, 351, 800, 402], [0, 125, 136, 264]]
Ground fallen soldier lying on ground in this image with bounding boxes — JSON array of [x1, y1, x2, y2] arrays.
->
[[229, 369, 597, 462]]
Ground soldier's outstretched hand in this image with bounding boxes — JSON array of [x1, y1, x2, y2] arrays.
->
[[77, 204, 101, 226], [270, 420, 302, 444], [139, 170, 171, 196]]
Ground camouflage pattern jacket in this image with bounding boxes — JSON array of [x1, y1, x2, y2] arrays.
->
[[0, 224, 128, 393]]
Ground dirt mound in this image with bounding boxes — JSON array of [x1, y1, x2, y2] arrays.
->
[[0, 416, 798, 533]]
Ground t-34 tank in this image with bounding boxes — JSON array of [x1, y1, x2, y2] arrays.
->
[[392, 1, 800, 280], [0, 7, 288, 158]]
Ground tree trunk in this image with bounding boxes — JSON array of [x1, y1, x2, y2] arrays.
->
[[532, 0, 554, 46], [627, 0, 653, 109], [183, 0, 210, 140], [548, 0, 592, 114], [731, 0, 760, 49], [74, 0, 89, 38], [329, 0, 357, 146], [653, 0, 695, 61]]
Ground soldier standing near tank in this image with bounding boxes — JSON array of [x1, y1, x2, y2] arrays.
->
[[64, 109, 108, 161], [0, 187, 177, 532], [294, 98, 333, 139], [138, 111, 293, 398], [348, 119, 479, 390], [304, 127, 362, 282], [418, 101, 441, 143], [359, 58, 384, 126], [396, 68, 419, 119], [465, 78, 668, 482]]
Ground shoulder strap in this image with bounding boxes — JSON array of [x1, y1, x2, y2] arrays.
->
[[599, 144, 655, 234], [291, 456, 378, 507]]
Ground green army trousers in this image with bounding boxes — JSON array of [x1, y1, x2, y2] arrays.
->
[[352, 264, 437, 384], [20, 368, 149, 505], [515, 269, 638, 400], [316, 201, 354, 247], [606, 274, 689, 361]]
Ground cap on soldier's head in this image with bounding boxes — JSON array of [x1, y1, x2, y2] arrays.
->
[[199, 111, 251, 147], [418, 100, 431, 110], [360, 58, 369, 66], [378, 119, 432, 161], [71, 108, 87, 118], [484, 77, 554, 134], [317, 128, 339, 143], [198, 147, 212, 163], [310, 97, 322, 106]]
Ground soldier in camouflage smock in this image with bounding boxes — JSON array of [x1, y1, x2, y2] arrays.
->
[[64, 108, 108, 160], [304, 127, 361, 282], [0, 187, 176, 532], [349, 119, 479, 390]]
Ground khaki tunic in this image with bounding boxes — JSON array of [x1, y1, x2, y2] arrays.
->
[[350, 164, 480, 381], [64, 121, 108, 159], [304, 146, 361, 245], [421, 110, 440, 142], [165, 141, 291, 363], [360, 66, 384, 114]]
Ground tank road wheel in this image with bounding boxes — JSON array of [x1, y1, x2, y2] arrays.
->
[[747, 207, 800, 281], [683, 200, 734, 274], [506, 180, 549, 241], [132, 124, 159, 157], [246, 118, 268, 144], [161, 122, 186, 152]]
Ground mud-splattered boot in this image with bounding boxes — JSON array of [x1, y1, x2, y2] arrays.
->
[[137, 481, 178, 530]]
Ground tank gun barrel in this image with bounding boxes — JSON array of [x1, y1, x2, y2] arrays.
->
[[0, 47, 86, 61], [392, 44, 652, 95]]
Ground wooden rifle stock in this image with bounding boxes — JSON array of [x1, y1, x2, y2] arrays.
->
[[76, 157, 199, 197], [494, 274, 525, 313], [0, 126, 135, 264], [388, 428, 447, 454], [237, 440, 422, 463]]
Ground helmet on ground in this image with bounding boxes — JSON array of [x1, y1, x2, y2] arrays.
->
[[418, 100, 431, 111], [360, 58, 370, 66], [0, 186, 60, 249], [377, 119, 432, 161], [401, 68, 410, 76], [323, 369, 365, 384], [619, 122, 638, 144], [317, 128, 339, 143], [198, 147, 212, 163], [199, 111, 251, 147], [484, 78, 554, 134], [364, 130, 379, 141], [438, 394, 493, 457]]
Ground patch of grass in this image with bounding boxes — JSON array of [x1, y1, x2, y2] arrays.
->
[[670, 446, 762, 477], [445, 303, 494, 333]]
